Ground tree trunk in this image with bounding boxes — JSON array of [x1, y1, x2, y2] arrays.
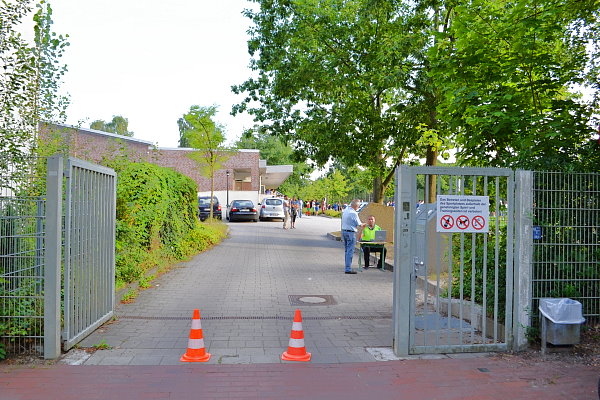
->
[[209, 160, 215, 220], [425, 145, 437, 203], [373, 175, 384, 204]]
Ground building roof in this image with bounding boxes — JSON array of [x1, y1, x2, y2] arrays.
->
[[260, 162, 294, 189]]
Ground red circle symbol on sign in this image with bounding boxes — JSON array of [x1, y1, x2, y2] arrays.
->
[[440, 215, 454, 229], [457, 215, 470, 229], [472, 216, 485, 230]]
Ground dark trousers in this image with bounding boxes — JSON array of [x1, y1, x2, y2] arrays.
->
[[363, 245, 384, 268]]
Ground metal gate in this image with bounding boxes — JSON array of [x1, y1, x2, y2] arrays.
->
[[393, 166, 529, 355], [44, 156, 116, 357]]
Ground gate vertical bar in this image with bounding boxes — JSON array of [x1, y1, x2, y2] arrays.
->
[[505, 171, 515, 348], [44, 155, 63, 359], [514, 170, 533, 350], [393, 165, 414, 356]]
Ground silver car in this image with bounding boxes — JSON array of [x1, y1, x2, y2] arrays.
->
[[259, 197, 285, 221]]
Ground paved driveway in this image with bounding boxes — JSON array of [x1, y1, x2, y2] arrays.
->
[[76, 215, 394, 365]]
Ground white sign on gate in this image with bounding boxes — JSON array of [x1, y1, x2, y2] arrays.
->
[[436, 195, 489, 233]]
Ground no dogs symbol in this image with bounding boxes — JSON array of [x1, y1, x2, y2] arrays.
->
[[457, 215, 470, 230]]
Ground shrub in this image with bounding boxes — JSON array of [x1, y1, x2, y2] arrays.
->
[[115, 162, 226, 283], [324, 209, 341, 218], [448, 221, 507, 323]]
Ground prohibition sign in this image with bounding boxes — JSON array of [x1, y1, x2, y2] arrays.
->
[[440, 215, 454, 229], [472, 216, 486, 230], [457, 215, 470, 230]]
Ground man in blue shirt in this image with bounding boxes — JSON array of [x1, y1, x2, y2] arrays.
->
[[341, 199, 366, 274]]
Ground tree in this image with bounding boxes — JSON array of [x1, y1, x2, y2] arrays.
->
[[180, 105, 229, 220], [0, 0, 69, 159], [324, 170, 350, 204], [233, 0, 456, 203], [431, 0, 600, 171], [90, 115, 134, 137]]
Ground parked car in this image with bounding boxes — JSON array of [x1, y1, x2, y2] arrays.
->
[[227, 199, 259, 222], [198, 196, 222, 221], [259, 197, 285, 221]]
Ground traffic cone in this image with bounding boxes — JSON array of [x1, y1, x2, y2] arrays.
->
[[281, 309, 311, 361], [180, 309, 211, 362]]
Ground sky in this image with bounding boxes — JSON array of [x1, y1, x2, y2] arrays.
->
[[50, 0, 257, 148]]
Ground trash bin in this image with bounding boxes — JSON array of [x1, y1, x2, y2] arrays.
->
[[539, 298, 585, 345]]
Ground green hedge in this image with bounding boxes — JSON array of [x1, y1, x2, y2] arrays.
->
[[115, 162, 225, 283], [324, 209, 341, 218]]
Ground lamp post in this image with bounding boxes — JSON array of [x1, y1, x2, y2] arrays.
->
[[226, 170, 230, 206]]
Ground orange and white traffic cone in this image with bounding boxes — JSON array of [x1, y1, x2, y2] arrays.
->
[[180, 309, 211, 362], [281, 309, 311, 362]]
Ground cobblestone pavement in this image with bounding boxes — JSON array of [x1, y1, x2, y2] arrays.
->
[[76, 215, 394, 365]]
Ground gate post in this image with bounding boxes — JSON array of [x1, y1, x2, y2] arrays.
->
[[393, 166, 414, 356], [44, 155, 63, 359], [514, 170, 533, 350]]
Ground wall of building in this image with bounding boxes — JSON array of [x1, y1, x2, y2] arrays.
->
[[40, 123, 260, 193]]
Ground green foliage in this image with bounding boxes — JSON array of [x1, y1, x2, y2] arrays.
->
[[115, 162, 227, 283], [120, 288, 138, 303], [324, 209, 341, 218], [138, 274, 155, 289], [0, 0, 69, 158], [0, 279, 43, 340], [180, 105, 229, 219], [92, 339, 111, 350], [432, 0, 600, 171], [90, 115, 134, 137], [295, 170, 351, 204], [233, 0, 440, 202]]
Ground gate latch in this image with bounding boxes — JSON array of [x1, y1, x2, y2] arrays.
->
[[413, 257, 425, 277]]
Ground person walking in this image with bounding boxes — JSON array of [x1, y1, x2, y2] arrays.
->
[[282, 195, 290, 229], [290, 197, 299, 228], [341, 199, 365, 274]]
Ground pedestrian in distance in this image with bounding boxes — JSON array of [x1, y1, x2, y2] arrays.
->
[[282, 195, 290, 229], [341, 199, 366, 274], [290, 197, 299, 228]]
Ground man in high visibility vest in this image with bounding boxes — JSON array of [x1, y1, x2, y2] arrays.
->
[[360, 215, 384, 269]]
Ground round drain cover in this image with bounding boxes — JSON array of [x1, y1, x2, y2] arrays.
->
[[299, 296, 327, 304]]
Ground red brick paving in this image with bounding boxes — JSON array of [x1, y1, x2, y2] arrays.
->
[[1, 356, 598, 400]]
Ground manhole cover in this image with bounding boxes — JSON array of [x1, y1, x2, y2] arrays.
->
[[299, 296, 327, 304], [288, 295, 336, 306]]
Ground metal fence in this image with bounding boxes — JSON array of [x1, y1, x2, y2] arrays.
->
[[1, 154, 116, 359], [0, 155, 47, 356], [532, 172, 600, 324]]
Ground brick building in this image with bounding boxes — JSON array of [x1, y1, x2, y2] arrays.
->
[[40, 123, 293, 205]]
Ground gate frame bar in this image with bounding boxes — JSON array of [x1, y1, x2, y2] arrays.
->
[[44, 156, 63, 359]]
